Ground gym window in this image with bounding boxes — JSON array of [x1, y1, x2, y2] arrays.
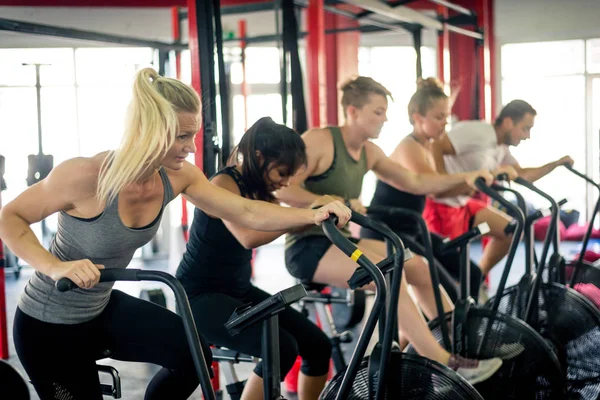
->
[[501, 39, 599, 221]]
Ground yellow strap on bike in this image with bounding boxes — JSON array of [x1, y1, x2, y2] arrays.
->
[[351, 249, 363, 262]]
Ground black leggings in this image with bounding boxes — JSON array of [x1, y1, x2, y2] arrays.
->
[[190, 285, 332, 379], [14, 290, 212, 400]]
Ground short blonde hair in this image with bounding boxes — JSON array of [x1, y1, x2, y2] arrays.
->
[[97, 68, 200, 203]]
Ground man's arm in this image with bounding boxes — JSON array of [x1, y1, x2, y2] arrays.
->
[[514, 155, 574, 183]]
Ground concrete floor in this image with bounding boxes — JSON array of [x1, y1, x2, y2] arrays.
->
[[2, 238, 582, 399]]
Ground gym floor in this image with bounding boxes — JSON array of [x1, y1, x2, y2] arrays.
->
[[3, 238, 580, 399]]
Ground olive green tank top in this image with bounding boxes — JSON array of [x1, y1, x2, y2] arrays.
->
[[286, 126, 368, 246]]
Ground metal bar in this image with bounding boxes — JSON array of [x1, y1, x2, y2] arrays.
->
[[446, 23, 482, 40], [426, 0, 472, 16], [356, 0, 421, 18], [341, 0, 443, 29], [180, 1, 275, 19], [294, 0, 413, 34], [213, 0, 230, 169], [337, 0, 482, 39], [193, 0, 219, 176], [181, 0, 413, 35], [157, 49, 169, 76], [262, 316, 281, 399], [222, 25, 397, 44], [412, 26, 422, 79], [0, 17, 187, 51]]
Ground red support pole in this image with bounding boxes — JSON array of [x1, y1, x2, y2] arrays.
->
[[325, 10, 359, 126], [325, 13, 338, 127], [306, 0, 326, 128], [476, 0, 496, 122], [437, 5, 451, 94]]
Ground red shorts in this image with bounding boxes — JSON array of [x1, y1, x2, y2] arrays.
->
[[423, 197, 488, 240]]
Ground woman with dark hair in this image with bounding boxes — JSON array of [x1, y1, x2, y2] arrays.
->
[[176, 117, 333, 400]]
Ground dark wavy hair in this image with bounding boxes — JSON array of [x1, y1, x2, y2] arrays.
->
[[228, 117, 306, 201]]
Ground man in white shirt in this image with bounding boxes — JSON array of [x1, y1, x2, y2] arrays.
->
[[426, 100, 573, 278]]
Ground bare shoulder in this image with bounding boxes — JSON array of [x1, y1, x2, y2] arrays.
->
[[392, 136, 425, 159], [302, 127, 330, 140], [164, 160, 208, 197], [53, 153, 107, 192], [300, 127, 335, 173], [302, 127, 333, 148], [364, 141, 387, 170]]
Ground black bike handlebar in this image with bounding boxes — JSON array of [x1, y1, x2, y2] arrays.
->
[[56, 269, 216, 400]]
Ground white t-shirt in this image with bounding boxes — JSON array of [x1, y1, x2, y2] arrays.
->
[[436, 121, 518, 206]]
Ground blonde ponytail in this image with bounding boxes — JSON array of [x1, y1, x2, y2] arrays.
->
[[97, 68, 200, 203]]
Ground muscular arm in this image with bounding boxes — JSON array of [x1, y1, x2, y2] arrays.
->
[[210, 174, 289, 249], [0, 157, 99, 275], [369, 142, 476, 196], [182, 162, 350, 231], [514, 160, 562, 183]]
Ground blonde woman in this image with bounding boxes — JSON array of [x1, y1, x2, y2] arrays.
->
[[0, 68, 351, 400]]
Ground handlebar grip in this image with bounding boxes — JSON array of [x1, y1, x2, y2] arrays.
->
[[56, 277, 78, 292]]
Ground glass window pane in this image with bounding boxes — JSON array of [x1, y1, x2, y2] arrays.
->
[[586, 38, 600, 73], [0, 88, 38, 203], [40, 87, 79, 164], [245, 48, 280, 84], [421, 46, 437, 79], [502, 75, 586, 213], [0, 63, 35, 86], [501, 40, 585, 78], [358, 47, 371, 76], [77, 87, 132, 157], [246, 93, 284, 126], [0, 48, 75, 86], [75, 48, 154, 86], [357, 47, 418, 205], [180, 49, 192, 84]]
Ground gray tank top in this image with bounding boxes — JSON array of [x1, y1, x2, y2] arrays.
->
[[18, 168, 175, 325]]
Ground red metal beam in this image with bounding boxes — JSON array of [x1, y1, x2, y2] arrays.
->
[[325, 8, 359, 125], [437, 5, 450, 91], [476, 0, 495, 121], [306, 0, 326, 128]]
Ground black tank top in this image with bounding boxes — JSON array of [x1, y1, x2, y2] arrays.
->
[[369, 180, 425, 236], [369, 134, 427, 236], [176, 167, 253, 298]]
